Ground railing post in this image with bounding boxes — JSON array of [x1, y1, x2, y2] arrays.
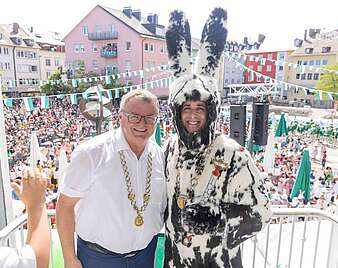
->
[[326, 220, 338, 268], [0, 76, 14, 246]]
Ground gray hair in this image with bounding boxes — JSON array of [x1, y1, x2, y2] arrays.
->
[[119, 89, 159, 113]]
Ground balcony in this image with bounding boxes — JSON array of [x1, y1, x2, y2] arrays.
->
[[100, 49, 117, 58], [88, 31, 118, 40]]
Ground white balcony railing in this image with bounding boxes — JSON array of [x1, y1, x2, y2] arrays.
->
[[1, 208, 338, 268]]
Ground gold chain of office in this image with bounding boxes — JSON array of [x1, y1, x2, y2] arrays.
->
[[118, 151, 153, 227]]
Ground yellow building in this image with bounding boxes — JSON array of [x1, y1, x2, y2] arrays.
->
[[286, 29, 338, 103]]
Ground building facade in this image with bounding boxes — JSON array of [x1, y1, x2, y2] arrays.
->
[[0, 23, 65, 95], [286, 29, 338, 103], [64, 5, 169, 97]]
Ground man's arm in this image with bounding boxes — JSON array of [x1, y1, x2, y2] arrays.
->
[[56, 193, 82, 268], [11, 168, 50, 268], [222, 149, 271, 249]]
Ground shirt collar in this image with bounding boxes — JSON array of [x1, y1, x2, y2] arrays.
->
[[115, 128, 151, 157]]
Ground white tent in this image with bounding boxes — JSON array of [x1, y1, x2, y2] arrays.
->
[[29, 131, 43, 168]]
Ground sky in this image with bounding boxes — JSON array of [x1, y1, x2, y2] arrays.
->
[[1, 0, 338, 51]]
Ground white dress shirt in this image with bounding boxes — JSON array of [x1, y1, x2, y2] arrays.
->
[[0, 245, 36, 268], [59, 128, 166, 253]]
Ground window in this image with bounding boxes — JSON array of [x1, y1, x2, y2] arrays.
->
[[266, 65, 272, 72], [125, 60, 131, 72], [278, 54, 285, 60], [303, 60, 308, 65], [55, 59, 60, 67], [83, 26, 88, 36], [249, 65, 254, 70], [315, 59, 321, 65], [144, 43, 149, 51], [313, 73, 319, 80], [74, 44, 79, 53], [309, 60, 314, 66], [92, 60, 98, 69], [111, 24, 116, 33], [5, 62, 10, 70], [0, 47, 2, 54], [322, 59, 328, 65], [150, 44, 154, 52], [305, 48, 313, 54], [92, 42, 98, 52], [301, 73, 306, 80], [297, 60, 302, 66], [257, 65, 262, 72], [307, 73, 312, 80], [278, 66, 283, 71], [296, 73, 300, 79], [46, 72, 51, 79], [45, 59, 51, 66], [30, 65, 38, 72], [126, 41, 131, 51], [267, 53, 273, 60], [322, 46, 331, 53], [80, 44, 85, 53], [160, 46, 165, 53]]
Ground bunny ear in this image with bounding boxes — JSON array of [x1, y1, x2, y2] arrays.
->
[[196, 8, 228, 77], [166, 10, 192, 78]]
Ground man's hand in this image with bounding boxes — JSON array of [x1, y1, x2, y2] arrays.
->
[[64, 256, 83, 268], [11, 168, 47, 209]]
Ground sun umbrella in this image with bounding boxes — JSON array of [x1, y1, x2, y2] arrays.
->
[[29, 131, 43, 168], [263, 131, 275, 174], [275, 113, 288, 137], [290, 149, 311, 201]]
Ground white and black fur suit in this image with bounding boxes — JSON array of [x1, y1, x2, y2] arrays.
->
[[163, 8, 271, 268]]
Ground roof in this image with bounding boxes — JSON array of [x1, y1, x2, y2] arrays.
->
[[0, 23, 40, 49], [99, 5, 155, 37], [28, 29, 65, 46]]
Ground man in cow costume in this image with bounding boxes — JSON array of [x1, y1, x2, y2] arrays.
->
[[164, 8, 271, 268]]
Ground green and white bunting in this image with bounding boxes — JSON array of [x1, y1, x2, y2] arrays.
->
[[70, 94, 77, 105], [23, 97, 34, 112], [41, 96, 49, 109]]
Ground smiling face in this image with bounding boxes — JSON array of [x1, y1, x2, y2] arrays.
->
[[119, 97, 158, 147], [180, 101, 207, 133]]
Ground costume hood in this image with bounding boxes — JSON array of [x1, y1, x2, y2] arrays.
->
[[166, 8, 228, 150]]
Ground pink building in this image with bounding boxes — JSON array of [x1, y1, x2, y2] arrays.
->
[[64, 5, 169, 97]]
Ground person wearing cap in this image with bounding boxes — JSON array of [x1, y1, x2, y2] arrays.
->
[[56, 90, 166, 268], [163, 8, 271, 267]]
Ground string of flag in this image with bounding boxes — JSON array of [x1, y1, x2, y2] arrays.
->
[[1, 76, 175, 111], [237, 51, 338, 75], [225, 51, 338, 101], [0, 64, 170, 88]]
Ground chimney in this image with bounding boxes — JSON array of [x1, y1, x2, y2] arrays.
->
[[147, 14, 154, 24], [153, 14, 158, 25], [123, 7, 132, 18], [11, 22, 19, 35], [132, 9, 141, 21], [29, 26, 34, 33], [304, 29, 307, 41]]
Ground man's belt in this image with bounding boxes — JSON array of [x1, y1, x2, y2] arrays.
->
[[78, 236, 141, 257]]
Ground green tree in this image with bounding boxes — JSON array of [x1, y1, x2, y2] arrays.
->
[[40, 68, 71, 95], [316, 63, 338, 95]]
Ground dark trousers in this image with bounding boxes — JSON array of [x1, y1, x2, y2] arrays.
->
[[77, 235, 158, 268]]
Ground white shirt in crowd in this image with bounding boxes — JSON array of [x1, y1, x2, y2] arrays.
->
[[0, 245, 36, 268], [59, 128, 166, 254]]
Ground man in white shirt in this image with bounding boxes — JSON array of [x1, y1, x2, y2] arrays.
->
[[0, 168, 50, 268], [56, 90, 166, 268]]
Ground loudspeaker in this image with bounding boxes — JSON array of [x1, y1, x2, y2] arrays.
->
[[230, 105, 246, 146], [253, 103, 269, 146]]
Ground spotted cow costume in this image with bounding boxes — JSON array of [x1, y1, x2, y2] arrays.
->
[[163, 8, 271, 268]]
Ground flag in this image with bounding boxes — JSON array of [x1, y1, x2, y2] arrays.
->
[[40, 96, 49, 109], [23, 97, 34, 112], [71, 79, 77, 88], [70, 94, 77, 105], [108, 89, 113, 100], [115, 88, 120, 99], [3, 98, 13, 108]]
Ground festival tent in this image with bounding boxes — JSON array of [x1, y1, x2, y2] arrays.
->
[[290, 149, 311, 201], [275, 113, 288, 137]]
